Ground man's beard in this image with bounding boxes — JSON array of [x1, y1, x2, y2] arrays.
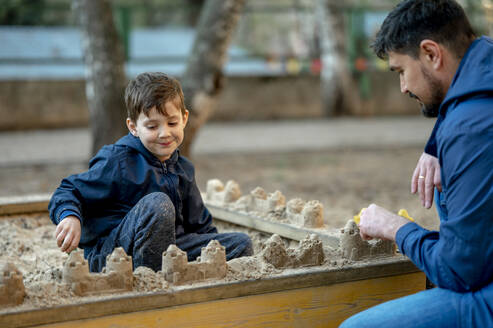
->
[[410, 67, 445, 118]]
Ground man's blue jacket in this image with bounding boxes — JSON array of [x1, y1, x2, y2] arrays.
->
[[397, 36, 493, 325], [49, 133, 217, 247]]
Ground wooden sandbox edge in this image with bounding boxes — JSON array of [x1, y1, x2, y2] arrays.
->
[[0, 194, 51, 216]]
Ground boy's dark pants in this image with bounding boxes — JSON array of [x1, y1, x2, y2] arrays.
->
[[84, 192, 253, 272]]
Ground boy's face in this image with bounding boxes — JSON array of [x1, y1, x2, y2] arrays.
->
[[126, 98, 189, 162]]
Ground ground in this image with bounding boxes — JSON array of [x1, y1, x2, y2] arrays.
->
[[0, 145, 439, 230]]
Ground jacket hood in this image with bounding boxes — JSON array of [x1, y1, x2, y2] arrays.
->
[[115, 133, 179, 165], [441, 36, 493, 113]]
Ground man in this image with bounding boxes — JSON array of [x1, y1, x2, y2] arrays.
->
[[340, 0, 493, 327]]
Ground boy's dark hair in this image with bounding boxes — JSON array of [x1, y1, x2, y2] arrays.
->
[[125, 72, 186, 122], [372, 0, 476, 59]]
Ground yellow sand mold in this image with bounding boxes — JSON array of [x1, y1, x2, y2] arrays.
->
[[353, 208, 415, 225]]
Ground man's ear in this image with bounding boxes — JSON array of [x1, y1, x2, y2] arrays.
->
[[126, 118, 138, 136], [419, 39, 443, 70], [182, 109, 189, 127]]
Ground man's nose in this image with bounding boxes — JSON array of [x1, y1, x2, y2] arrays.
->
[[400, 77, 408, 94]]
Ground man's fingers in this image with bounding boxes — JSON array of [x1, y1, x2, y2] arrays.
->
[[424, 173, 434, 208], [359, 231, 372, 240], [411, 166, 420, 194], [434, 165, 442, 192], [417, 169, 426, 206]]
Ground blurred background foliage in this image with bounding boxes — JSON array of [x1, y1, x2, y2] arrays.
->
[[1, 0, 490, 61]]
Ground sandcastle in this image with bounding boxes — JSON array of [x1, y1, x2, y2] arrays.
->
[[261, 233, 325, 269], [63, 247, 133, 296], [162, 239, 227, 285], [0, 262, 25, 307], [339, 220, 396, 260], [206, 179, 324, 229], [206, 179, 242, 205]]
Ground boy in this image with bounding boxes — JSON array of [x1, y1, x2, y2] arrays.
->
[[49, 72, 253, 272]]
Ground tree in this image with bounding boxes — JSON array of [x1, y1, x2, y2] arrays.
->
[[315, 0, 359, 116], [180, 0, 247, 157], [73, 0, 127, 156]]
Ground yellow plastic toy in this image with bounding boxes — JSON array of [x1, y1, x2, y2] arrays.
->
[[397, 209, 415, 222], [353, 208, 415, 225], [353, 208, 366, 225]]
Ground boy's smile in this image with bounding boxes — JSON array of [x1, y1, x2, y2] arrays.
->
[[126, 97, 189, 162]]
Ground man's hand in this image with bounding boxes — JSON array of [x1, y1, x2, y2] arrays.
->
[[55, 215, 81, 253], [358, 204, 410, 241], [411, 152, 442, 209]]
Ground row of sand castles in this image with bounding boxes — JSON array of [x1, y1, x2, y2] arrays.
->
[[0, 232, 326, 307], [205, 179, 396, 261], [206, 179, 324, 228]]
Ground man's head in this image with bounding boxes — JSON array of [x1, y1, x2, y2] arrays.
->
[[125, 72, 189, 162], [372, 0, 476, 117]]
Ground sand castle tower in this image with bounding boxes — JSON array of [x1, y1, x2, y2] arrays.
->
[[200, 240, 226, 264], [0, 262, 26, 306], [206, 179, 241, 204], [340, 220, 396, 260], [162, 244, 188, 282], [106, 247, 132, 275], [106, 247, 133, 290], [200, 240, 227, 278], [301, 201, 324, 228], [63, 250, 90, 284], [251, 187, 286, 213], [261, 234, 290, 268], [293, 234, 325, 266], [287, 199, 324, 228], [162, 242, 228, 284], [63, 250, 91, 295]]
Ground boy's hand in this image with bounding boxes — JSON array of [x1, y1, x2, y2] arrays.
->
[[55, 215, 81, 253]]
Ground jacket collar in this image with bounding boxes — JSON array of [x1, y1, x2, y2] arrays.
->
[[117, 133, 180, 167]]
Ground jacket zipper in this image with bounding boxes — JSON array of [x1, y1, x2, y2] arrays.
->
[[161, 162, 178, 207]]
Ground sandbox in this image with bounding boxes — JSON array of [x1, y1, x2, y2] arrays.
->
[[0, 186, 425, 328]]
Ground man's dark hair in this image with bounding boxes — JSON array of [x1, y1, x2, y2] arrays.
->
[[372, 0, 476, 59], [125, 72, 186, 122]]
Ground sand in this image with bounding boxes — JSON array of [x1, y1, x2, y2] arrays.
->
[[0, 213, 353, 312]]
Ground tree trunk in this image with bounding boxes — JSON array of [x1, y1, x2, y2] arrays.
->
[[180, 0, 247, 157], [73, 0, 127, 156], [315, 0, 358, 116]]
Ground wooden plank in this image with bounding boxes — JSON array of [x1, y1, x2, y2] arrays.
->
[[0, 194, 51, 216], [1, 257, 421, 328], [206, 203, 340, 248], [29, 272, 425, 328]]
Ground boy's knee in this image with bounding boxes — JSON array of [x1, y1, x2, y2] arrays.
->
[[137, 192, 175, 220], [129, 192, 176, 243], [140, 192, 173, 208]]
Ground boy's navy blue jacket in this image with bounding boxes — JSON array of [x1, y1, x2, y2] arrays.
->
[[49, 133, 217, 247], [397, 36, 493, 325]]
